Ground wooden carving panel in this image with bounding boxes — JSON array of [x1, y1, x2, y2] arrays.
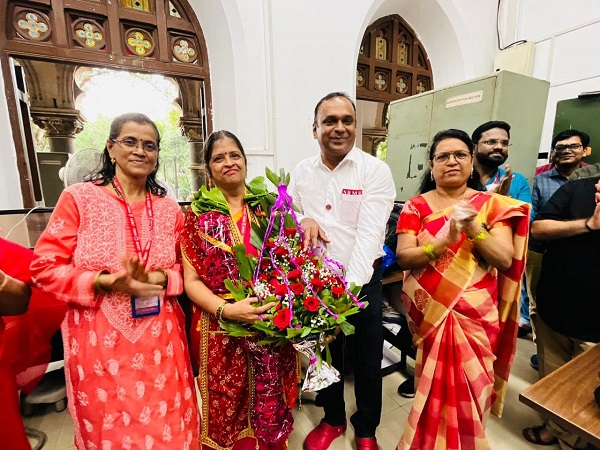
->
[[13, 7, 52, 42], [71, 17, 106, 50], [171, 35, 198, 63]]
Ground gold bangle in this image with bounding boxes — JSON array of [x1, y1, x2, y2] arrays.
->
[[423, 243, 438, 261], [0, 273, 10, 292], [93, 270, 110, 293], [215, 301, 228, 321], [468, 228, 489, 242]]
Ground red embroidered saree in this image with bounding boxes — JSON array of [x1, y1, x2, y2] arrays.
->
[[396, 192, 529, 450], [181, 207, 298, 450]]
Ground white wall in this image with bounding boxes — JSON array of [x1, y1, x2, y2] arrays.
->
[[2, 0, 599, 208], [517, 0, 600, 155]]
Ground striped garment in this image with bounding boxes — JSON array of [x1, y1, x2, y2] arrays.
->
[[396, 192, 529, 450]]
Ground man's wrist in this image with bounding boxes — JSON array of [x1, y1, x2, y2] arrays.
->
[[585, 218, 598, 232]]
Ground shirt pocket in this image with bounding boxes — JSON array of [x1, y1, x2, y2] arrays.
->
[[340, 193, 363, 225]]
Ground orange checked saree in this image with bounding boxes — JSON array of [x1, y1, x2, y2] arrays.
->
[[396, 192, 529, 450], [181, 207, 298, 450]]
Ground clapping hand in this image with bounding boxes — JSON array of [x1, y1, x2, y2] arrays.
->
[[492, 166, 513, 197]]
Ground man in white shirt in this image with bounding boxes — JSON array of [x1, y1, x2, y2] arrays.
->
[[289, 92, 396, 450]]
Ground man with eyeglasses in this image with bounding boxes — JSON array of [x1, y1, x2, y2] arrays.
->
[[471, 120, 533, 339], [523, 129, 599, 449]]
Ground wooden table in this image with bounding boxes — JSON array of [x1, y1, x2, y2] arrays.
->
[[520, 343, 600, 447]]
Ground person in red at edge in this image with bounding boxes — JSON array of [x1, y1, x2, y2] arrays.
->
[[0, 237, 65, 449]]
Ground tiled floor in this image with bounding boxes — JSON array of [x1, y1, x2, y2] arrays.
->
[[24, 338, 551, 449]]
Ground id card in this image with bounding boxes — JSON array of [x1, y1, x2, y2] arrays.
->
[[131, 296, 161, 318]]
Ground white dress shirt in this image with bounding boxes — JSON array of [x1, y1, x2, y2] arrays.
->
[[289, 147, 396, 287]]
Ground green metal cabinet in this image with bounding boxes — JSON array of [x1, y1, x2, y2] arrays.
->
[[387, 71, 550, 201]]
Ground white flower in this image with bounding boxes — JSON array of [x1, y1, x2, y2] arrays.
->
[[83, 419, 94, 432], [104, 331, 117, 348], [103, 413, 115, 430], [93, 360, 104, 377], [131, 353, 145, 370], [47, 218, 65, 236], [139, 406, 151, 425], [97, 388, 107, 403], [116, 385, 126, 401], [84, 310, 95, 322], [153, 349, 161, 365], [77, 390, 89, 406], [107, 359, 119, 375], [154, 373, 166, 390], [162, 424, 172, 442], [158, 401, 167, 417], [151, 322, 162, 337], [89, 331, 97, 347], [184, 406, 193, 424], [136, 381, 145, 398], [144, 435, 154, 450], [71, 338, 79, 355], [122, 411, 131, 426], [121, 435, 132, 450]]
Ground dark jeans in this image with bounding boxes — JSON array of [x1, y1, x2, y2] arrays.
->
[[318, 265, 383, 437]]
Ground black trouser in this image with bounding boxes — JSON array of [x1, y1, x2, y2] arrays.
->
[[318, 265, 383, 438]]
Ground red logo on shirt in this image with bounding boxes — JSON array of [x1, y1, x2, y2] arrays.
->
[[342, 189, 363, 195]]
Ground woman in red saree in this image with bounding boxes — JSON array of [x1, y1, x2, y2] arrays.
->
[[395, 130, 529, 450], [181, 130, 298, 450]]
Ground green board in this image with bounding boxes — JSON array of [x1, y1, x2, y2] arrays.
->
[[554, 95, 600, 165]]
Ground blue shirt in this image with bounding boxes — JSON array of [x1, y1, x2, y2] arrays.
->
[[484, 167, 532, 203], [529, 167, 569, 252]]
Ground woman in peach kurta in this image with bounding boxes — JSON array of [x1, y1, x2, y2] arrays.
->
[[31, 113, 199, 450]]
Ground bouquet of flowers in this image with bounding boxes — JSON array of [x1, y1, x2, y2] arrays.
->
[[197, 168, 366, 445]]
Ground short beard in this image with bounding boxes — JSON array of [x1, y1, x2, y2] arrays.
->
[[476, 152, 506, 169]]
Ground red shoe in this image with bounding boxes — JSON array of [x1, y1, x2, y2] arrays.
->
[[303, 420, 347, 450], [355, 437, 379, 449]]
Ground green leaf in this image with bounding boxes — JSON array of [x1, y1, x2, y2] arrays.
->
[[300, 327, 312, 338], [224, 278, 247, 301], [246, 176, 267, 193], [257, 337, 281, 345], [232, 244, 253, 281], [339, 320, 356, 336], [265, 167, 280, 187], [252, 321, 275, 334], [283, 213, 296, 229], [219, 320, 252, 336]]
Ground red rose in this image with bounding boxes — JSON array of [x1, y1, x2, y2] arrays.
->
[[304, 296, 320, 313], [273, 282, 288, 297], [290, 282, 305, 296], [260, 258, 272, 270], [284, 228, 298, 238], [310, 278, 324, 293], [264, 239, 276, 249], [331, 286, 345, 299], [274, 246, 288, 257], [273, 308, 291, 331], [287, 269, 302, 280], [258, 273, 269, 282], [293, 256, 305, 266]]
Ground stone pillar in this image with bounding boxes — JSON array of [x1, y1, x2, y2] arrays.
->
[[30, 108, 84, 154], [179, 117, 205, 191]]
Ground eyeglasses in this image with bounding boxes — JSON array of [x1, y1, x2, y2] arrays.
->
[[553, 143, 582, 153], [479, 139, 511, 147], [432, 151, 471, 163], [112, 137, 160, 152]]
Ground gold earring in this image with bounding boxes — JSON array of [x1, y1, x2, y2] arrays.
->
[[111, 158, 115, 165]]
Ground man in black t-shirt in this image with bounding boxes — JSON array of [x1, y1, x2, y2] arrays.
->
[[522, 176, 600, 449]]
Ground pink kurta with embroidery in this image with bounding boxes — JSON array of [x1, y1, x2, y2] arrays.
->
[[30, 183, 199, 450]]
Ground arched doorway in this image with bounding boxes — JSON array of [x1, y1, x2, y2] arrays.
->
[[356, 14, 433, 155], [0, 0, 211, 206]]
